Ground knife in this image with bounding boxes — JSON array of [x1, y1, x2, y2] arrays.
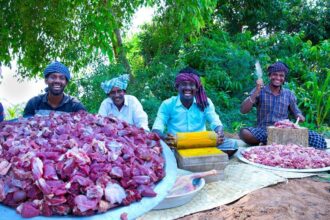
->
[[255, 60, 263, 79]]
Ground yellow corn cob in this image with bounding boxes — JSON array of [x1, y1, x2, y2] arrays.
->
[[176, 131, 217, 149]]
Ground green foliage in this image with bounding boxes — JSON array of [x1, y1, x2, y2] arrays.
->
[[0, 0, 219, 78], [66, 63, 127, 113], [0, 0, 156, 78], [127, 59, 180, 127], [288, 69, 330, 128], [5, 104, 24, 120], [215, 0, 284, 34], [262, 35, 330, 129], [280, 0, 329, 44], [1, 0, 329, 134], [305, 72, 330, 127], [156, 0, 217, 33], [127, 25, 329, 133], [215, 0, 329, 44], [181, 30, 255, 101], [139, 96, 162, 129]]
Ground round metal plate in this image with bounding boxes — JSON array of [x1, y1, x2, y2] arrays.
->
[[0, 141, 177, 220], [236, 147, 330, 173]]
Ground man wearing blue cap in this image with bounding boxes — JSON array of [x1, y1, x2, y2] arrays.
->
[[98, 74, 149, 130], [23, 61, 86, 116], [239, 61, 327, 149]]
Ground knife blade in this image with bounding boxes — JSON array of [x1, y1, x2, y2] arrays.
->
[[255, 60, 263, 79]]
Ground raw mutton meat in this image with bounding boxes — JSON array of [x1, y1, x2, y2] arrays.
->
[[274, 119, 299, 129], [0, 112, 165, 217], [242, 144, 330, 169]]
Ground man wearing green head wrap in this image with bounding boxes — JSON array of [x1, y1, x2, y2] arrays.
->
[[99, 74, 149, 130]]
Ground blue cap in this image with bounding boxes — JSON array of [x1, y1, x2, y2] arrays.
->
[[43, 61, 71, 81]]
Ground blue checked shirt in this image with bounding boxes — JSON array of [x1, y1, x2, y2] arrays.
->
[[152, 96, 222, 135], [251, 85, 302, 128]]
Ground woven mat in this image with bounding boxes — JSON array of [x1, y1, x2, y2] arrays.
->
[[140, 156, 323, 220]]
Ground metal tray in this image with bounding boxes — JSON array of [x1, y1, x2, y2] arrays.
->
[[236, 147, 330, 173], [0, 141, 177, 220]]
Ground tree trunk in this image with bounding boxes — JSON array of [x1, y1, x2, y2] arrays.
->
[[112, 35, 119, 61], [267, 126, 309, 147], [106, 2, 132, 77], [114, 28, 132, 76]]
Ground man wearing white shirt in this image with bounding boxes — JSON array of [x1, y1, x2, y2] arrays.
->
[[98, 74, 149, 131]]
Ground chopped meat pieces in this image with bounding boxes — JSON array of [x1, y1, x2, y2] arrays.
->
[[0, 112, 165, 217], [242, 144, 330, 169], [274, 119, 299, 129]]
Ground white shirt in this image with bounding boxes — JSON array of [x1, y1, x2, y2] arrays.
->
[[98, 95, 149, 131]]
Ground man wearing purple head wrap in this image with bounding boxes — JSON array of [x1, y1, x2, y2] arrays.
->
[[239, 61, 327, 149], [152, 67, 238, 156], [23, 61, 86, 117], [174, 71, 209, 111]]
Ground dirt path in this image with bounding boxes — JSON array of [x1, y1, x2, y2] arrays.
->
[[179, 178, 330, 220]]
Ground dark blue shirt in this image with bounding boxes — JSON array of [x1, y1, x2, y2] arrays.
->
[[23, 93, 86, 117], [0, 102, 4, 122]]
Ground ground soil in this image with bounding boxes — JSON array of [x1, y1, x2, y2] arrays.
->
[[179, 178, 330, 220]]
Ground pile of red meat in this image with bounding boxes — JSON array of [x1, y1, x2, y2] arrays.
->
[[274, 119, 299, 129], [242, 144, 330, 169], [0, 112, 165, 218]]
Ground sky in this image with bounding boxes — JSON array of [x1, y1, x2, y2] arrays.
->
[[0, 7, 154, 111], [0, 65, 46, 109]]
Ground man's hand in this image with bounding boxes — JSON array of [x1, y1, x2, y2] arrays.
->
[[297, 114, 305, 122], [152, 129, 177, 148], [256, 78, 264, 90], [165, 133, 177, 148], [215, 127, 225, 145], [252, 78, 264, 99], [241, 79, 264, 114]]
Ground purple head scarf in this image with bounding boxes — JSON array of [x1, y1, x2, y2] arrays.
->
[[175, 72, 209, 111]]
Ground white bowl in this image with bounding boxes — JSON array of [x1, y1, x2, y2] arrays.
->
[[152, 178, 206, 210]]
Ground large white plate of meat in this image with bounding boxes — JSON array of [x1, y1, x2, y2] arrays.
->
[[0, 112, 177, 220], [237, 144, 330, 172]]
